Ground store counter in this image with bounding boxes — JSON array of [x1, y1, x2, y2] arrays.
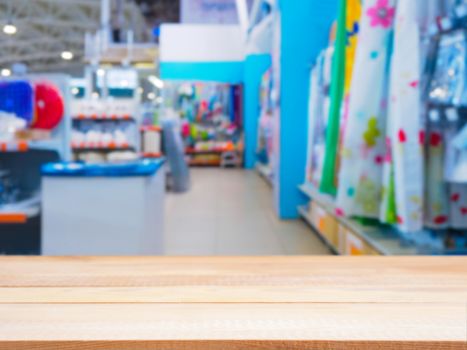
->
[[41, 159, 165, 255], [0, 256, 465, 349]]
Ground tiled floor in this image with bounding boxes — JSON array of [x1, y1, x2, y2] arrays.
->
[[164, 168, 331, 256]]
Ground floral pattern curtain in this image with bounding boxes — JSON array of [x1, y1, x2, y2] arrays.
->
[[383, 0, 424, 232], [336, 0, 396, 218]]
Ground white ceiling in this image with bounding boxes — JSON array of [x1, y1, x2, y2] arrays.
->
[[0, 0, 146, 73]]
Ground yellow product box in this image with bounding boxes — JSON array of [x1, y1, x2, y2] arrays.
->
[[345, 231, 381, 256], [337, 224, 348, 255], [321, 214, 339, 247]]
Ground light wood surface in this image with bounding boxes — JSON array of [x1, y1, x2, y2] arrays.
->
[[0, 256, 466, 349]]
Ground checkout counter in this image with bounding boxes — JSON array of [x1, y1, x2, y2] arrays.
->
[[41, 159, 165, 255]]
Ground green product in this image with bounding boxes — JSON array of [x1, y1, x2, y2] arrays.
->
[[320, 0, 346, 196]]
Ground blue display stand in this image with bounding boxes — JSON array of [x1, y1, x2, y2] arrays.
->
[[275, 0, 338, 219], [243, 54, 271, 169]]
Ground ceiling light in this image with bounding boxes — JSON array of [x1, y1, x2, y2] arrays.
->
[[61, 51, 74, 60], [147, 92, 156, 100], [148, 75, 164, 89], [3, 22, 17, 35], [92, 92, 100, 99], [71, 87, 79, 95], [120, 80, 129, 88], [96, 68, 105, 77], [1, 69, 11, 77]]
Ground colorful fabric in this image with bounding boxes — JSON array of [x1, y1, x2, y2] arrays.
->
[[0, 80, 34, 124], [344, 0, 362, 95], [334, 0, 362, 196], [320, 0, 347, 195], [424, 127, 450, 228], [383, 0, 424, 232], [336, 0, 396, 219]]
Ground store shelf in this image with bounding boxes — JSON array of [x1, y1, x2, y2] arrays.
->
[[0, 195, 41, 224], [185, 148, 232, 155], [71, 142, 133, 151], [255, 162, 273, 187], [0, 140, 62, 153], [298, 184, 418, 256], [141, 152, 163, 158], [73, 114, 134, 121], [140, 125, 162, 132], [298, 206, 338, 255], [188, 159, 222, 166]]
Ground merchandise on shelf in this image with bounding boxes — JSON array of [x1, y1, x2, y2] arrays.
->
[[256, 69, 274, 176], [0, 76, 68, 236], [302, 0, 467, 254], [70, 68, 143, 163], [163, 82, 243, 167]]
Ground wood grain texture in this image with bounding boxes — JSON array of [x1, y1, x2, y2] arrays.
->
[[0, 256, 466, 349]]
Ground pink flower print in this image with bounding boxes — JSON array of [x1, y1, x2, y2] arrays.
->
[[335, 208, 345, 217], [367, 0, 395, 28], [374, 155, 384, 165]]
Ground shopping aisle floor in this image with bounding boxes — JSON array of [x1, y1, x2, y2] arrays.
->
[[164, 169, 331, 255]]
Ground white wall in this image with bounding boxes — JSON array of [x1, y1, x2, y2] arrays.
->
[[160, 24, 245, 63]]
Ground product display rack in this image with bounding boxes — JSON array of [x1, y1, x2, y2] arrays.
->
[[70, 67, 144, 163], [299, 0, 467, 256], [298, 184, 418, 256], [255, 162, 273, 186], [0, 74, 71, 253]]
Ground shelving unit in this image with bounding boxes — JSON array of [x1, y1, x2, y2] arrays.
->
[[0, 195, 40, 224], [0, 140, 63, 153], [72, 114, 134, 121], [298, 183, 418, 256], [255, 162, 273, 186], [297, 206, 338, 254]]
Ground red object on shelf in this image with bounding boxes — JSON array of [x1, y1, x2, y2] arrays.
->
[[71, 142, 131, 150], [141, 152, 163, 158], [0, 141, 29, 152], [140, 125, 162, 132], [32, 82, 64, 130]]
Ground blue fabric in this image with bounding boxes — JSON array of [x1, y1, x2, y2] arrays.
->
[[42, 159, 165, 177], [0, 80, 34, 123]]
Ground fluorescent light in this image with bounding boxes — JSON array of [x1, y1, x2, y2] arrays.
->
[[148, 75, 164, 89], [71, 87, 79, 95], [96, 68, 105, 77], [61, 51, 74, 60], [3, 23, 17, 35], [147, 92, 156, 100], [1, 68, 11, 77]]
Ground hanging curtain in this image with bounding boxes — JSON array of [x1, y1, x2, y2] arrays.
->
[[334, 0, 362, 195], [336, 0, 396, 218], [320, 0, 347, 195], [382, 0, 424, 232]]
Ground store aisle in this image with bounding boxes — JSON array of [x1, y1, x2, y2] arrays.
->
[[164, 169, 332, 255]]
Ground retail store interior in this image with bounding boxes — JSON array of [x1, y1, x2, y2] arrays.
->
[[0, 0, 466, 257]]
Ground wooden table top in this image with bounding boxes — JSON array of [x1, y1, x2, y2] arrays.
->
[[0, 256, 466, 349]]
